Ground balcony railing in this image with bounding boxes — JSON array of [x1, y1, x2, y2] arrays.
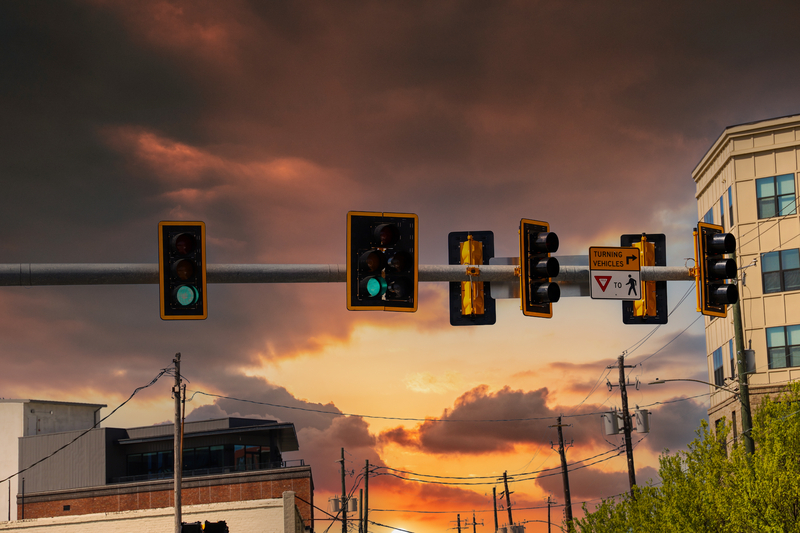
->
[[112, 458, 306, 484]]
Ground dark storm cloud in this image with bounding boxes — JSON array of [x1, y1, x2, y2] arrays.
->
[[2, 0, 800, 405], [639, 397, 708, 454], [536, 464, 659, 503], [378, 385, 609, 454]]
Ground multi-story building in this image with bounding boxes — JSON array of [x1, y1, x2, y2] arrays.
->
[[693, 114, 800, 437], [0, 399, 106, 522], [1, 401, 313, 532]]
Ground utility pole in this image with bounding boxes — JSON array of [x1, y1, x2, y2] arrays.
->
[[340, 448, 347, 533], [615, 354, 637, 496], [732, 251, 754, 455], [492, 487, 498, 533], [466, 511, 483, 533], [358, 488, 364, 533], [550, 417, 572, 531], [173, 352, 182, 533], [364, 459, 369, 533], [457, 514, 462, 533], [502, 471, 513, 526], [546, 496, 556, 533]]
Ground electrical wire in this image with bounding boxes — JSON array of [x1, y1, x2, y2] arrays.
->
[[0, 365, 174, 484]]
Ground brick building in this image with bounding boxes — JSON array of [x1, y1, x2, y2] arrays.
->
[[7, 413, 313, 530]]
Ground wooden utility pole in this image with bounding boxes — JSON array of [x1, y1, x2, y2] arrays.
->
[[364, 459, 369, 533], [547, 495, 554, 533], [457, 514, 462, 533], [731, 253, 755, 455], [173, 353, 182, 533], [341, 448, 347, 533], [617, 354, 636, 496], [358, 488, 364, 533], [502, 471, 513, 526], [492, 487, 498, 532], [551, 417, 572, 531]]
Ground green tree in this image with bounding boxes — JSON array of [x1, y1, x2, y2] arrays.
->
[[576, 382, 800, 533]]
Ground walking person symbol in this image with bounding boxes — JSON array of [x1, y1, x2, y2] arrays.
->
[[626, 275, 637, 296]]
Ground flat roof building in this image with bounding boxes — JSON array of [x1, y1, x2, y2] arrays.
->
[[1, 402, 313, 531], [693, 114, 800, 437]]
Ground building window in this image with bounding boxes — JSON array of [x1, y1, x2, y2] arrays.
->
[[703, 208, 714, 224], [729, 339, 735, 378], [762, 249, 800, 293], [766, 325, 800, 369], [727, 186, 734, 227], [756, 174, 796, 219], [720, 195, 725, 230], [713, 347, 724, 386]]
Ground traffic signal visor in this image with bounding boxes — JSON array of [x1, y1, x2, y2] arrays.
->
[[695, 222, 738, 317], [519, 219, 560, 318]]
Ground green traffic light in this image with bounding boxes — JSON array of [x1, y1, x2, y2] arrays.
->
[[365, 277, 387, 297], [175, 285, 199, 306]]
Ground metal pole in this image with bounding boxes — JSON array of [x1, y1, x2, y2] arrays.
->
[[0, 263, 694, 286], [618, 355, 636, 496], [732, 252, 755, 455], [174, 353, 182, 533]]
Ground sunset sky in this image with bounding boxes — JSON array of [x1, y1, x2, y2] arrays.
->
[[3, 1, 800, 532]]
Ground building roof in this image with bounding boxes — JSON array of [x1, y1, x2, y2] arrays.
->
[[693, 113, 800, 179], [118, 418, 300, 452], [0, 398, 107, 408]]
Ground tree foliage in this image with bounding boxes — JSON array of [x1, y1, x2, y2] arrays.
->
[[576, 382, 800, 533]]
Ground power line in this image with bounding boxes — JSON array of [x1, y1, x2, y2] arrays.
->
[[0, 365, 173, 484]]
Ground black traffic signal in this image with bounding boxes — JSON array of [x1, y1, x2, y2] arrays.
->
[[158, 221, 207, 320], [203, 521, 229, 533], [519, 218, 560, 318], [695, 222, 739, 317], [621, 233, 667, 325], [181, 522, 202, 533], [347, 211, 418, 312], [448, 231, 496, 326]]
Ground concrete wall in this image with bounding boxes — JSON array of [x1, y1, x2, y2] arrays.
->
[[0, 493, 300, 533], [0, 400, 103, 523]]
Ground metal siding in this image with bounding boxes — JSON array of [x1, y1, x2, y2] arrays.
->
[[19, 429, 107, 493]]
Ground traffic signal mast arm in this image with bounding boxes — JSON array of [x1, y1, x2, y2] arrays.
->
[[0, 263, 695, 286]]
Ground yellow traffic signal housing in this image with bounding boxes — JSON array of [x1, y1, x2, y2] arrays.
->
[[621, 233, 667, 325], [158, 221, 207, 320], [695, 222, 738, 317], [448, 231, 495, 326], [347, 211, 418, 312], [519, 219, 560, 318]]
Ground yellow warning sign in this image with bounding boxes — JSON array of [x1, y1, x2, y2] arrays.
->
[[589, 247, 640, 271]]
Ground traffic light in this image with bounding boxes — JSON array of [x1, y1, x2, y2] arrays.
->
[[519, 219, 560, 318], [695, 222, 739, 317], [347, 211, 418, 312], [448, 231, 496, 326], [203, 521, 229, 533], [158, 221, 207, 320], [621, 233, 667, 325]]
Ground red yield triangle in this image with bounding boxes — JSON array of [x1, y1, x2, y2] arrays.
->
[[595, 276, 612, 292]]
